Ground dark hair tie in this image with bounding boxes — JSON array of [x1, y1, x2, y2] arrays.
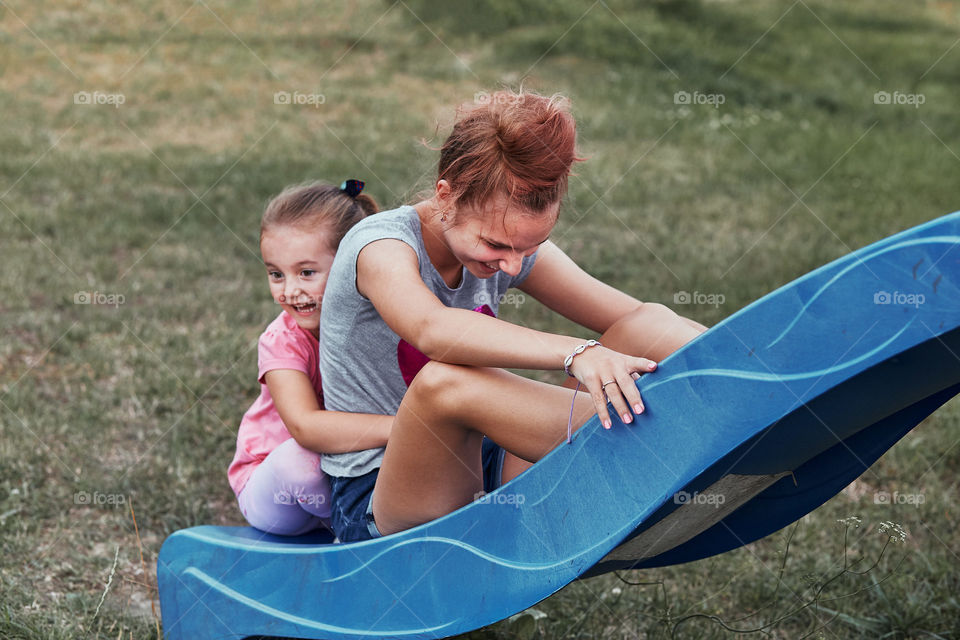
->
[[340, 179, 365, 198]]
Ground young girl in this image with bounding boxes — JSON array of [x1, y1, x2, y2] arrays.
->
[[319, 91, 708, 542], [228, 180, 394, 536]]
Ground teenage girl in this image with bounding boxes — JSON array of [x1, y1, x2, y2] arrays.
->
[[228, 180, 394, 535], [319, 91, 707, 542]]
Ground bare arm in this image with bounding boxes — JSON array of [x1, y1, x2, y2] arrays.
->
[[265, 369, 392, 454], [519, 241, 708, 348], [359, 238, 684, 428], [357, 238, 622, 370]]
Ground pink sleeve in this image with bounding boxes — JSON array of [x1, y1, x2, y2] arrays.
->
[[257, 328, 315, 384]]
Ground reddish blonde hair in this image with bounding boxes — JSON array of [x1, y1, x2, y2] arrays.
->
[[438, 90, 581, 215]]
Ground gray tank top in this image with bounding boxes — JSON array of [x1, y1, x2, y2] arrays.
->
[[319, 205, 538, 477]]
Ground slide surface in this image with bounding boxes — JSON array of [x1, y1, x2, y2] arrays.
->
[[158, 211, 960, 640]]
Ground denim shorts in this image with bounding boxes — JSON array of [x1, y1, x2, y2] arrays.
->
[[329, 437, 506, 543]]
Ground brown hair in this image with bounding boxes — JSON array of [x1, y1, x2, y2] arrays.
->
[[259, 182, 378, 250], [438, 90, 581, 215]]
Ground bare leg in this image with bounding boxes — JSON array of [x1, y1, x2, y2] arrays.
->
[[373, 304, 704, 535], [501, 451, 534, 483], [601, 303, 703, 361], [373, 364, 596, 535]]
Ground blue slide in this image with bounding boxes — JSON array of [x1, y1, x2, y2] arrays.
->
[[158, 211, 960, 639]]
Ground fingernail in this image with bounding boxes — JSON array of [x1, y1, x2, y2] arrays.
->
[[622, 412, 632, 423], [603, 420, 612, 429], [649, 362, 657, 369], [634, 403, 643, 414]]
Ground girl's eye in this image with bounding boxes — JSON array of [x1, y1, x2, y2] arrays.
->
[[301, 269, 316, 277], [268, 271, 283, 280]]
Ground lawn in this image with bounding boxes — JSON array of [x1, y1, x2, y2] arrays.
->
[[1, 1, 959, 638]]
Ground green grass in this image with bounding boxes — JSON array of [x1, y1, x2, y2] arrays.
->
[[2, 0, 960, 637]]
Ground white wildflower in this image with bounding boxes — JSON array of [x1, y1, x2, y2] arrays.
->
[[836, 516, 862, 528], [878, 521, 907, 543]]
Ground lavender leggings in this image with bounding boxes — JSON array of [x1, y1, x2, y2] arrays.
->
[[236, 438, 333, 536]]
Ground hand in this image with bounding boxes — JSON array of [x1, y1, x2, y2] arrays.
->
[[568, 345, 657, 429]]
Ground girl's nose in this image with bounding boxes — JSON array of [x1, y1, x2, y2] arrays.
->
[[283, 282, 302, 301]]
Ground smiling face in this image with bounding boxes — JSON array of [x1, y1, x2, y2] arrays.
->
[[259, 223, 337, 338], [443, 191, 558, 279]]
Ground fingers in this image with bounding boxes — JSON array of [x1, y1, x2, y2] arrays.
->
[[636, 357, 658, 375], [591, 385, 615, 430], [588, 358, 658, 430], [597, 375, 640, 427], [590, 378, 640, 429], [615, 371, 645, 416], [569, 347, 658, 429]]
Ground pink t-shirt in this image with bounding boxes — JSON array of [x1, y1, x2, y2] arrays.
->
[[228, 311, 324, 496]]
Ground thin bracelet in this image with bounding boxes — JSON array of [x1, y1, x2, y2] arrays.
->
[[566, 381, 581, 444], [563, 340, 601, 377]]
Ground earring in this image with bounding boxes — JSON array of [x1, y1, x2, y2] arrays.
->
[[441, 213, 448, 222]]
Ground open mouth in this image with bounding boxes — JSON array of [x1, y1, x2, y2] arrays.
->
[[480, 262, 499, 274], [291, 301, 318, 315]]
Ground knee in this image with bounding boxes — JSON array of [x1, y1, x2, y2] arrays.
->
[[405, 361, 470, 416], [618, 303, 671, 327], [616, 303, 683, 335], [284, 459, 326, 492], [603, 303, 680, 358], [268, 440, 325, 488]]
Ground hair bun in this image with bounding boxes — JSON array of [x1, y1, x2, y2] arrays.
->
[[340, 179, 365, 198]]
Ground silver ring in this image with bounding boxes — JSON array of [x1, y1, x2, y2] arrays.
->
[[601, 380, 616, 388]]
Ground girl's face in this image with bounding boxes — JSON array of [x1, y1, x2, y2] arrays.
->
[[444, 192, 558, 279], [260, 224, 336, 338]]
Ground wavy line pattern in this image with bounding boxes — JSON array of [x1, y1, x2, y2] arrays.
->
[[646, 319, 914, 392], [183, 567, 453, 636], [767, 236, 959, 348]]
